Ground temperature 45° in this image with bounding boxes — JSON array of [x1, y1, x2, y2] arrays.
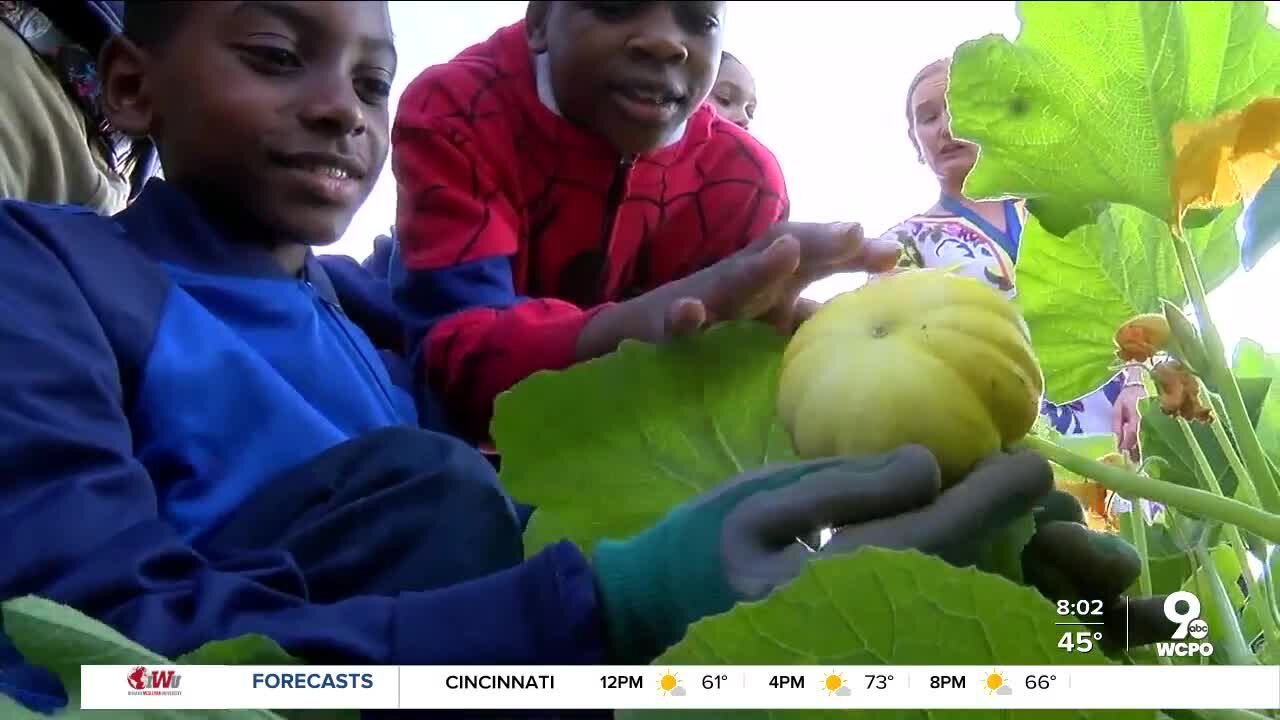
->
[[1058, 630, 1102, 653]]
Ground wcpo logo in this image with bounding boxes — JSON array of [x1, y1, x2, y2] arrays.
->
[[1155, 591, 1213, 658], [126, 666, 184, 696]]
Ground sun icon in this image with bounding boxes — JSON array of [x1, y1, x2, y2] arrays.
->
[[823, 671, 847, 695], [984, 669, 1007, 695], [657, 669, 680, 695]]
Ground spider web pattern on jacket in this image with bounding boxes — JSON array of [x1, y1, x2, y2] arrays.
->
[[400, 50, 788, 309]]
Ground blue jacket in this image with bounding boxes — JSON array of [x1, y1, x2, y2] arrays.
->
[[0, 181, 606, 709]]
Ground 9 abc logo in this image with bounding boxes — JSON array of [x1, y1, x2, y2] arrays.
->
[[1157, 590, 1213, 658]]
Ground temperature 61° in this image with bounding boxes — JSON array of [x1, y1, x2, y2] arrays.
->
[[1058, 630, 1102, 653], [702, 674, 728, 690]]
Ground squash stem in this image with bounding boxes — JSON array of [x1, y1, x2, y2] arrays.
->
[[1016, 435, 1280, 545], [1169, 223, 1280, 514], [1178, 418, 1280, 648]]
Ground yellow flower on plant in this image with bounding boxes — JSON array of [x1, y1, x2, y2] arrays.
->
[[1172, 97, 1280, 231]]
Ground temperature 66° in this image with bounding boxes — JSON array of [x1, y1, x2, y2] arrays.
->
[[1025, 675, 1057, 691], [1058, 630, 1101, 653], [702, 674, 728, 690]]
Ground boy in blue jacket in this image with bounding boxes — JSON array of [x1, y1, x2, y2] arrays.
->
[[0, 0, 1168, 714]]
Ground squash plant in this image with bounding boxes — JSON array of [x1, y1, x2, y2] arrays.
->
[[2, 2, 1277, 720], [945, 0, 1280, 673]]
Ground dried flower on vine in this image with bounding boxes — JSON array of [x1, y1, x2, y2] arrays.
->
[[1151, 359, 1213, 423], [1114, 313, 1171, 363]]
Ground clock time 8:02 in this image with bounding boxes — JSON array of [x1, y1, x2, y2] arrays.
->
[[1056, 599, 1105, 654], [1056, 599, 1104, 617]]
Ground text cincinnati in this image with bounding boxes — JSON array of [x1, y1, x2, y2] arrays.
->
[[446, 675, 556, 690]]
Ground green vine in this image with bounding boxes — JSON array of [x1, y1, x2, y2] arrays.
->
[[1017, 435, 1280, 545]]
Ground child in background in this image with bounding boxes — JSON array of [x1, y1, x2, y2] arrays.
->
[[389, 0, 900, 443], [1, 1, 156, 210], [708, 50, 756, 130]]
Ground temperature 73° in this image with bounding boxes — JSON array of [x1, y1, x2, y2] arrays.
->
[[865, 674, 894, 690]]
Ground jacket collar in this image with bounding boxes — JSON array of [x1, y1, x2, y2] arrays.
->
[[113, 178, 339, 304]]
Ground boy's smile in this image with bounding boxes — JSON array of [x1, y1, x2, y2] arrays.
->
[[608, 74, 688, 129], [101, 1, 397, 262], [267, 148, 370, 208], [528, 1, 727, 155]]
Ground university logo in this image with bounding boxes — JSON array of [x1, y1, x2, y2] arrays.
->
[[126, 666, 183, 695]]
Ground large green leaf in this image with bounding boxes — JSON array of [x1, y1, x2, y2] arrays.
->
[[493, 321, 796, 555], [1015, 204, 1241, 403], [1117, 511, 1198, 597], [621, 549, 1149, 720], [1054, 434, 1120, 469], [1232, 338, 1280, 468], [0, 597, 353, 720], [949, 0, 1280, 231], [1135, 376, 1273, 500], [1, 596, 286, 720], [174, 634, 299, 666]]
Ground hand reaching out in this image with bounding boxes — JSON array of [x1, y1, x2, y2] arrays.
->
[[1113, 383, 1146, 460], [577, 222, 902, 359]]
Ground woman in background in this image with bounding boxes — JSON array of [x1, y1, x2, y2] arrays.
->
[[877, 58, 1146, 455]]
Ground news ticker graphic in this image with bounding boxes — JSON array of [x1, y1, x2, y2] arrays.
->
[[83, 665, 1280, 711]]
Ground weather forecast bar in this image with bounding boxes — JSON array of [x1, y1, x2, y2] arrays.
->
[[81, 665, 1280, 711]]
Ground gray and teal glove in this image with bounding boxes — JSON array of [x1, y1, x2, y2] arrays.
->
[[590, 445, 1056, 663]]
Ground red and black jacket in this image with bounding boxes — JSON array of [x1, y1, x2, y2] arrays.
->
[[391, 20, 789, 441]]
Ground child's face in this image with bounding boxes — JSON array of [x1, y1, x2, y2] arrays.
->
[[105, 1, 396, 246], [709, 56, 755, 130], [528, 1, 727, 155], [909, 68, 978, 184]]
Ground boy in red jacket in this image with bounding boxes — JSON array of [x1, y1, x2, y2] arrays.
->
[[390, 1, 899, 441]]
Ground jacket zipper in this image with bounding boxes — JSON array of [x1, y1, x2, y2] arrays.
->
[[595, 155, 635, 300], [304, 281, 401, 419]]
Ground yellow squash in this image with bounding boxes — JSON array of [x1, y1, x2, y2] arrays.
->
[[777, 269, 1045, 484]]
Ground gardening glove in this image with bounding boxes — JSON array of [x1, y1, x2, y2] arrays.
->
[[1022, 491, 1177, 653], [590, 445, 1055, 663]]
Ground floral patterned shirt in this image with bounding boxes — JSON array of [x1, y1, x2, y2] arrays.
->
[[878, 202, 1123, 436]]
